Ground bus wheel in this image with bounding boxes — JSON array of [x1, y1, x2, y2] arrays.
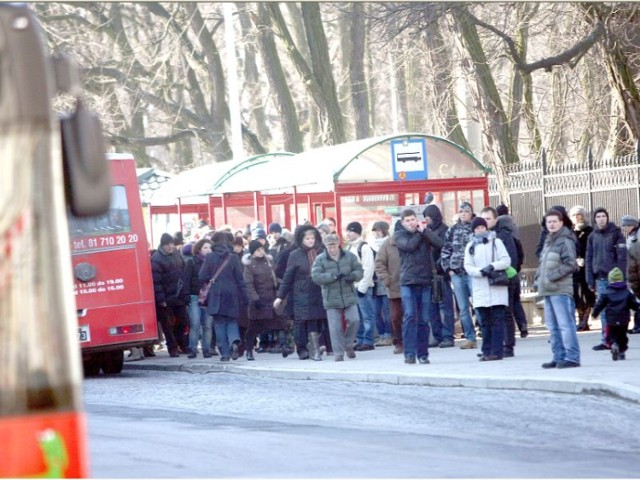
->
[[101, 350, 124, 375], [83, 358, 101, 377]]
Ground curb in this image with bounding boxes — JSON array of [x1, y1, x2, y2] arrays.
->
[[124, 360, 640, 405]]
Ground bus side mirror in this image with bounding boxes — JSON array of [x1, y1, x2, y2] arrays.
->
[[61, 98, 111, 217]]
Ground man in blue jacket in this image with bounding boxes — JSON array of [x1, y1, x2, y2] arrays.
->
[[586, 207, 627, 351], [393, 209, 443, 364]]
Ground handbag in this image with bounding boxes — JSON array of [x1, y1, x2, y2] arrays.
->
[[487, 242, 509, 287], [198, 255, 231, 307]]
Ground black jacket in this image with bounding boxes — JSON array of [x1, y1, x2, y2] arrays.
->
[[393, 220, 443, 286], [592, 282, 639, 326], [151, 247, 190, 306], [183, 254, 206, 296], [276, 225, 326, 321], [586, 222, 627, 288], [425, 205, 448, 275], [494, 215, 518, 270]]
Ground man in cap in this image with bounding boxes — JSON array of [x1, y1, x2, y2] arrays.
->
[[622, 215, 640, 334], [441, 201, 477, 349], [344, 221, 377, 351], [311, 234, 364, 361], [586, 207, 627, 350]]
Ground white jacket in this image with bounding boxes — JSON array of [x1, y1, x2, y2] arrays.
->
[[346, 238, 375, 294], [464, 234, 511, 308]]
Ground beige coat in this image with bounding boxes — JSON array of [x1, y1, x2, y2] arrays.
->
[[375, 236, 401, 299]]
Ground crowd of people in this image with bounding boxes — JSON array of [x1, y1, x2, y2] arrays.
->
[[139, 201, 640, 368]]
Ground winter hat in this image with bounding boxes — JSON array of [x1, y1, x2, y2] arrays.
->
[[621, 215, 639, 227], [459, 201, 473, 213], [249, 239, 264, 256], [372, 221, 390, 235], [569, 205, 587, 218], [250, 221, 265, 232], [346, 221, 363, 235], [268, 222, 282, 234], [253, 228, 268, 240], [608, 267, 624, 284], [593, 207, 609, 222], [323, 233, 341, 246], [160, 233, 174, 247], [173, 232, 185, 245], [182, 243, 193, 257], [496, 204, 509, 216], [470, 217, 488, 232]]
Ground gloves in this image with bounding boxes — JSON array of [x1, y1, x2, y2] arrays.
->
[[343, 273, 355, 282], [357, 289, 366, 298], [254, 300, 265, 309], [335, 272, 345, 280], [480, 265, 494, 277]]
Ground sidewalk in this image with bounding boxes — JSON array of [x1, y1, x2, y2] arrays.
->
[[124, 327, 640, 404]]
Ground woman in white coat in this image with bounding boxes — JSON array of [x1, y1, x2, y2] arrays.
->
[[464, 217, 512, 361]]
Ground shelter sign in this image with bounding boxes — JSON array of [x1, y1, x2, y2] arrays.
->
[[391, 139, 427, 181]]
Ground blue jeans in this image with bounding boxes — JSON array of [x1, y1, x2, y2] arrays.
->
[[429, 277, 455, 342], [451, 273, 475, 342], [212, 315, 241, 359], [400, 285, 432, 358], [544, 295, 580, 364], [372, 294, 391, 338], [188, 295, 213, 355], [596, 278, 609, 343], [356, 288, 375, 346]]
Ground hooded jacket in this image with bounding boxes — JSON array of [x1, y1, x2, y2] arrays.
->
[[151, 246, 190, 306], [464, 232, 511, 308], [494, 215, 519, 270], [275, 225, 326, 321], [393, 219, 443, 286], [586, 208, 627, 288], [592, 282, 639, 326], [242, 253, 277, 321], [198, 243, 248, 317], [535, 205, 575, 259], [424, 205, 448, 274], [535, 226, 577, 297]]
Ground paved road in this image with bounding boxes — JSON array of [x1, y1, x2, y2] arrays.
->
[[85, 370, 640, 478]]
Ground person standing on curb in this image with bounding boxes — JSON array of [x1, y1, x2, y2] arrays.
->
[[311, 234, 364, 362], [393, 209, 443, 364], [375, 222, 404, 354], [586, 207, 627, 351], [535, 209, 580, 369], [464, 217, 511, 362], [441, 201, 476, 349]]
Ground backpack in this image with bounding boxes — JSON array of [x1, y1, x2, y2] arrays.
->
[[514, 237, 524, 272], [356, 241, 377, 282]]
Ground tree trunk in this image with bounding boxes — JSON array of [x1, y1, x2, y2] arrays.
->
[[349, 2, 371, 139], [254, 3, 304, 153]]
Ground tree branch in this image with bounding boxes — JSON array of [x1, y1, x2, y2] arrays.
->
[[469, 12, 605, 73], [109, 129, 206, 146]]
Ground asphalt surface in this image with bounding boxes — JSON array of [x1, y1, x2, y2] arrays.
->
[[123, 325, 640, 404]]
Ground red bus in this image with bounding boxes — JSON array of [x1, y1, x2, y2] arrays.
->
[[1, 4, 110, 476], [69, 154, 158, 375]]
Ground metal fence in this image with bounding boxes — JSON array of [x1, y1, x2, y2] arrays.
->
[[488, 143, 640, 273]]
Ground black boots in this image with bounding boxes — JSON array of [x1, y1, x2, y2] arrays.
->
[[307, 332, 322, 361], [246, 349, 255, 361]]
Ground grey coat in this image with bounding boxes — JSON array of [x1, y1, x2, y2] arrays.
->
[[535, 226, 577, 297], [311, 249, 364, 310]]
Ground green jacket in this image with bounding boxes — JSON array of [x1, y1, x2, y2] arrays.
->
[[311, 248, 364, 309], [535, 226, 577, 297]]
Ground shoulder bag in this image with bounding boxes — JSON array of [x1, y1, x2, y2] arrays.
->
[[198, 255, 231, 307], [487, 242, 510, 287]]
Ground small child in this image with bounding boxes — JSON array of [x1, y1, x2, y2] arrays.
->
[[591, 267, 639, 360]]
